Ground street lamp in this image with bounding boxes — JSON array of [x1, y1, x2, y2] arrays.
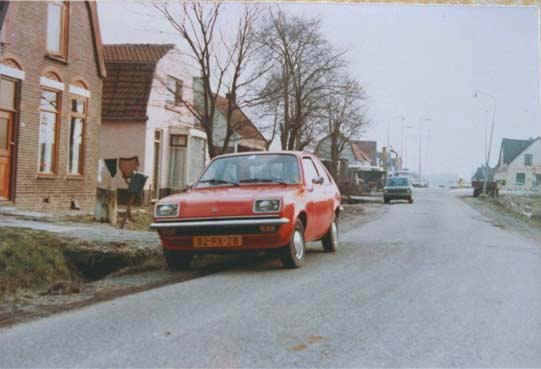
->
[[474, 89, 497, 196], [401, 124, 414, 170], [417, 118, 431, 183]]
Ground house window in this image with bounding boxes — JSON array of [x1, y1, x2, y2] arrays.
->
[[0, 78, 16, 110], [516, 173, 525, 185], [38, 89, 60, 174], [524, 154, 533, 166], [68, 96, 86, 175], [46, 1, 69, 59], [166, 76, 183, 105], [535, 174, 541, 186], [169, 134, 188, 190]]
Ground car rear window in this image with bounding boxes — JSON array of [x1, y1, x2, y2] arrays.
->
[[386, 177, 409, 186]]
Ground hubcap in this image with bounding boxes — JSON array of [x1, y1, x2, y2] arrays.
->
[[331, 222, 338, 246], [293, 230, 304, 260]]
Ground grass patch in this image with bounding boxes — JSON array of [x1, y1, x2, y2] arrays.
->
[[0, 228, 79, 298], [118, 208, 153, 231]]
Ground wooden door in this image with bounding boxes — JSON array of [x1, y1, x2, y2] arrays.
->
[[0, 111, 13, 200]]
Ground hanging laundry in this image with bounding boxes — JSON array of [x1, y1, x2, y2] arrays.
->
[[119, 156, 139, 179], [104, 158, 118, 178]]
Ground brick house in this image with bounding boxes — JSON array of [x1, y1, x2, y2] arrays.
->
[[0, 1, 106, 211]]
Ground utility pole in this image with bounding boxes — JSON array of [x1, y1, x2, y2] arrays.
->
[[418, 133, 422, 182], [474, 90, 496, 196]]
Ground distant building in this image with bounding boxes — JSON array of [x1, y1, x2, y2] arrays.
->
[[493, 137, 541, 189], [193, 78, 267, 154], [314, 136, 376, 168]]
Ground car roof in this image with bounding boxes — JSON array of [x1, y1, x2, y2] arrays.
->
[[213, 151, 311, 159]]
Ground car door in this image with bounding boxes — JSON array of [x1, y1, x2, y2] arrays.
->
[[301, 156, 326, 240], [313, 158, 336, 228]]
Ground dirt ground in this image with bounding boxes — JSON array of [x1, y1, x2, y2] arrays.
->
[[462, 194, 541, 245], [0, 203, 383, 328]]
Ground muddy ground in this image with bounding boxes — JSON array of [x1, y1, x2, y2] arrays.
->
[[0, 202, 384, 328], [462, 194, 541, 245]]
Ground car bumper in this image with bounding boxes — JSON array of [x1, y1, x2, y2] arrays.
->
[[151, 217, 294, 251], [384, 193, 412, 199]]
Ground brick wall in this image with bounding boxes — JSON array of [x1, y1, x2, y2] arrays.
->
[[2, 2, 102, 212]]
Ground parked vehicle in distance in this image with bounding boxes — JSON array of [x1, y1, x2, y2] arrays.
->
[[471, 180, 499, 198], [383, 176, 414, 204], [151, 151, 341, 269]]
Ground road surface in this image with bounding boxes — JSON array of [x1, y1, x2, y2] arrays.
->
[[1, 190, 540, 367]]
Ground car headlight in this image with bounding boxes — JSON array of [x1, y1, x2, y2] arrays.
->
[[155, 203, 179, 217], [253, 199, 281, 213]]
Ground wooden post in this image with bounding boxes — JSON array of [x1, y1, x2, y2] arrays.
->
[[120, 193, 134, 229], [95, 188, 118, 226]]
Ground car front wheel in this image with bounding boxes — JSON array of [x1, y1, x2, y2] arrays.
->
[[280, 219, 306, 268], [322, 218, 338, 252], [408, 196, 414, 204], [163, 249, 193, 270]]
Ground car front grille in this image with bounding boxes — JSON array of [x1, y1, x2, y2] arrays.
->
[[175, 225, 268, 236], [387, 189, 407, 193]]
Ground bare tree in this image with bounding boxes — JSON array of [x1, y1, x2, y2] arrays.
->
[[324, 77, 368, 178], [154, 2, 267, 158], [254, 8, 346, 151]]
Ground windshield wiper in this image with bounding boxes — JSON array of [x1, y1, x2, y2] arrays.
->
[[199, 179, 239, 186], [239, 178, 288, 185]]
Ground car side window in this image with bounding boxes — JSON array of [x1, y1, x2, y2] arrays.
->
[[302, 157, 320, 184], [315, 160, 332, 184]]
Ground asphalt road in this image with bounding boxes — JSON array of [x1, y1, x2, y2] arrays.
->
[[1, 190, 540, 367]]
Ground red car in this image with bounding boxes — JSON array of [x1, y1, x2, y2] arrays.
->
[[151, 151, 341, 269]]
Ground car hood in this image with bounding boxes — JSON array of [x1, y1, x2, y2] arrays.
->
[[158, 185, 301, 219]]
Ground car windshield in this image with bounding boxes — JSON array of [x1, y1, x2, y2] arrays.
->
[[386, 177, 409, 187], [196, 154, 301, 188]]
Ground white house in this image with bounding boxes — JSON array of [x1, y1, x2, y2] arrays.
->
[[99, 44, 207, 202], [98, 44, 267, 204], [493, 137, 541, 190]]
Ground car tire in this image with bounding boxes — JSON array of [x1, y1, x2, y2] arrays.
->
[[408, 197, 414, 204], [280, 219, 306, 268], [384, 197, 390, 204], [163, 249, 193, 270], [322, 218, 338, 252]]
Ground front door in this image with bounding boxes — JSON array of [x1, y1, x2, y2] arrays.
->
[[0, 111, 13, 200]]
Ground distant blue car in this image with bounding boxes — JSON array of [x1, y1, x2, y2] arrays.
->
[[383, 176, 414, 204]]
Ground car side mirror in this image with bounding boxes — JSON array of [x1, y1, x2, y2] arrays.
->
[[312, 176, 324, 185]]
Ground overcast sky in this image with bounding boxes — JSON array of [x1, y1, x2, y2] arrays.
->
[[98, 1, 540, 179]]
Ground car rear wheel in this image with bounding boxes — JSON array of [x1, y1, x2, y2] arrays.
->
[[408, 196, 414, 204], [280, 219, 305, 268], [322, 218, 338, 252], [163, 249, 193, 270], [384, 197, 390, 204]]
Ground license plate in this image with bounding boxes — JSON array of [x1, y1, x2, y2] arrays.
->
[[193, 235, 243, 248]]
